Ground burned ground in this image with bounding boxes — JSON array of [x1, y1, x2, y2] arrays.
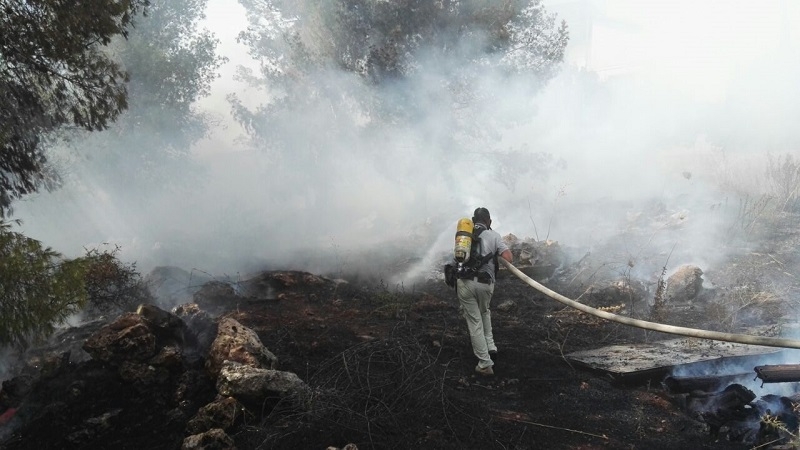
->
[[0, 268, 778, 450], [216, 272, 752, 450], [3, 230, 800, 450]]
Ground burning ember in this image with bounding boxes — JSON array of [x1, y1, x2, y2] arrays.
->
[[0, 407, 17, 426], [567, 333, 800, 446], [664, 363, 800, 446]]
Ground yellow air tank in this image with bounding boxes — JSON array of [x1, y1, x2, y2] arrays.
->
[[454, 218, 474, 263]]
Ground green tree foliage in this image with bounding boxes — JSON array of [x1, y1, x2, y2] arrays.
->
[[73, 0, 226, 191], [238, 0, 567, 82], [0, 221, 88, 346], [233, 0, 568, 124], [0, 0, 150, 215], [0, 223, 152, 347], [232, 0, 569, 214]]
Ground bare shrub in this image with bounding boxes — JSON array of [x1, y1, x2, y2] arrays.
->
[[370, 281, 414, 320], [731, 194, 773, 237], [81, 245, 152, 318], [708, 283, 785, 331], [767, 153, 800, 213], [649, 262, 669, 324], [250, 325, 498, 449], [723, 152, 800, 240]]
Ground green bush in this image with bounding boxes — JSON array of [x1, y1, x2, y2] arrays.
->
[[0, 221, 88, 347], [0, 223, 152, 347]]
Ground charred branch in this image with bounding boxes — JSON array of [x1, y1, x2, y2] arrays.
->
[[755, 364, 800, 384]]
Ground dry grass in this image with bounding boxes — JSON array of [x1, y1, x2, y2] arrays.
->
[[649, 264, 668, 323], [246, 324, 500, 449]]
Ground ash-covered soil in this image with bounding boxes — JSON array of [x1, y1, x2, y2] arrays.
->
[[5, 257, 790, 450]]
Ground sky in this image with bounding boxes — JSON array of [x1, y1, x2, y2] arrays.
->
[[549, 0, 798, 98], [12, 0, 800, 285]]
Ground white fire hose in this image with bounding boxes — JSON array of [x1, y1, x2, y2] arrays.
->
[[500, 258, 800, 350]]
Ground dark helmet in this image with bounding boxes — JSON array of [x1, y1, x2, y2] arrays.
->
[[473, 207, 491, 224]]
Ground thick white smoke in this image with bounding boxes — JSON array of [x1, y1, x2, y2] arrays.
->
[[12, 0, 800, 288]]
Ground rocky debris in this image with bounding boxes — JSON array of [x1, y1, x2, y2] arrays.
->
[[65, 408, 122, 446], [3, 257, 794, 450], [205, 317, 278, 378], [237, 271, 341, 306], [24, 350, 71, 380], [170, 369, 217, 423], [82, 304, 189, 376], [246, 271, 327, 290], [506, 238, 566, 281], [503, 233, 520, 248], [1, 322, 212, 448], [79, 305, 211, 395], [25, 318, 108, 367], [326, 444, 358, 450], [666, 265, 705, 303], [181, 427, 236, 450], [1, 296, 300, 449], [82, 313, 158, 365], [496, 300, 516, 312], [193, 281, 239, 313], [216, 361, 311, 407], [0, 375, 34, 414], [188, 272, 336, 312], [138, 303, 186, 330], [186, 396, 245, 435], [671, 381, 800, 445], [173, 303, 219, 356]]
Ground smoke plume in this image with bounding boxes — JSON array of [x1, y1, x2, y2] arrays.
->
[[12, 0, 800, 289]]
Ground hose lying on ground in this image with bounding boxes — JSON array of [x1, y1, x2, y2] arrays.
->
[[499, 258, 800, 350]]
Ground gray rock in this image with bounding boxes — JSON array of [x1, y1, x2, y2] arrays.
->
[[82, 313, 157, 364], [205, 318, 278, 378], [496, 300, 516, 312], [181, 428, 236, 450], [186, 396, 244, 434], [666, 265, 704, 303], [216, 361, 310, 406]]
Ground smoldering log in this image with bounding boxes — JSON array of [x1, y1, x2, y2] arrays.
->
[[673, 384, 756, 416], [754, 364, 800, 384], [683, 384, 758, 438], [663, 374, 751, 395], [699, 384, 756, 410]]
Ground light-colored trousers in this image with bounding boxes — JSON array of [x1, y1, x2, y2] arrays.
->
[[457, 278, 496, 369]]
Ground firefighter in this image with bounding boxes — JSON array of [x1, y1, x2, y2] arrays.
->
[[456, 207, 513, 376]]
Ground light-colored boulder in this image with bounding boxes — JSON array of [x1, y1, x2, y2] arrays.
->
[[173, 303, 218, 355], [205, 318, 278, 378], [82, 313, 157, 364], [666, 265, 704, 303], [216, 361, 310, 406]]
